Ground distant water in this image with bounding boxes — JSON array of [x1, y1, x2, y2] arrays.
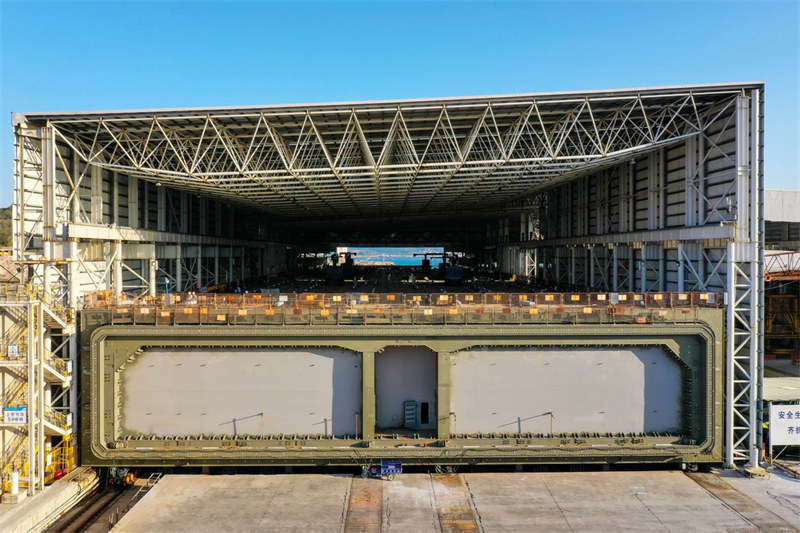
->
[[351, 247, 444, 267]]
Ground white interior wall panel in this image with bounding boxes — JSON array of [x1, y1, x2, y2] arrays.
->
[[375, 347, 437, 430], [120, 347, 362, 437], [451, 347, 683, 435]]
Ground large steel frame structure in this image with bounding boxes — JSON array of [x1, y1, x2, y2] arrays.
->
[[8, 83, 763, 474]]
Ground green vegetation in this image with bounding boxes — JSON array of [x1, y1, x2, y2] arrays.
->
[[0, 206, 11, 247]]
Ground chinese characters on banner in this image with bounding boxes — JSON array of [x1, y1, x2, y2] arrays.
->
[[769, 404, 800, 446], [3, 407, 27, 424]]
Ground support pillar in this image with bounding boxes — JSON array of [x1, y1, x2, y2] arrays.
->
[[90, 164, 102, 225], [180, 192, 189, 233], [361, 351, 375, 440], [112, 172, 119, 225], [70, 144, 81, 225], [569, 247, 576, 288], [36, 303, 44, 493], [199, 197, 207, 235], [128, 176, 139, 229], [113, 241, 122, 295], [554, 250, 561, 286], [685, 137, 697, 227], [628, 252, 635, 292], [227, 248, 233, 283], [157, 185, 166, 231], [519, 213, 526, 242], [214, 245, 220, 285], [640, 253, 647, 294], [196, 246, 202, 289], [175, 243, 183, 292], [149, 244, 157, 297], [26, 301, 35, 496], [437, 351, 453, 440]]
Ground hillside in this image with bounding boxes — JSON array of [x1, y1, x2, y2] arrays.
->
[[0, 206, 10, 247]]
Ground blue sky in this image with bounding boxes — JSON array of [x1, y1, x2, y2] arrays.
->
[[0, 0, 798, 208]]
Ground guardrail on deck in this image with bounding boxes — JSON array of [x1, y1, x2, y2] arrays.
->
[[83, 291, 721, 327]]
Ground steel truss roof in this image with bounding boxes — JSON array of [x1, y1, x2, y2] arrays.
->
[[20, 83, 760, 219]]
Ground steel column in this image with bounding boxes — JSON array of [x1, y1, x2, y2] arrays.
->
[[26, 300, 35, 496], [128, 176, 138, 229]]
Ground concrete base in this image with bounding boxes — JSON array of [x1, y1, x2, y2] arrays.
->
[[0, 492, 26, 504], [0, 467, 98, 533], [114, 470, 800, 532]]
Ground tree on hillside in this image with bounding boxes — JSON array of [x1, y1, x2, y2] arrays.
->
[[0, 206, 11, 247]]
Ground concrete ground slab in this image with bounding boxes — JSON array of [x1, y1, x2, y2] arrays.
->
[[719, 468, 800, 528], [113, 474, 351, 533], [382, 472, 438, 531], [112, 471, 800, 533], [465, 471, 759, 532]]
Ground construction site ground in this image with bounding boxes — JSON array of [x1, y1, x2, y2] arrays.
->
[[111, 469, 800, 532]]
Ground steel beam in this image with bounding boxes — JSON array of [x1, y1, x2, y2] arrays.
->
[[525, 224, 733, 249]]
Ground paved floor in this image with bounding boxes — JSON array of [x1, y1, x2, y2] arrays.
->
[[112, 470, 800, 532], [766, 358, 800, 377], [720, 468, 800, 528]]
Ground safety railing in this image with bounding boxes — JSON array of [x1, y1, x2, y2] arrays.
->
[[0, 283, 72, 324], [84, 291, 721, 327], [44, 409, 72, 432], [44, 436, 77, 483], [86, 290, 721, 310], [0, 345, 70, 377], [44, 351, 70, 377]]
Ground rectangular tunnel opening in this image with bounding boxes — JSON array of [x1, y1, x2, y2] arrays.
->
[[375, 346, 438, 437]]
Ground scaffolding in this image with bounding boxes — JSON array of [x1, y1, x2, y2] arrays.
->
[[0, 284, 75, 497]]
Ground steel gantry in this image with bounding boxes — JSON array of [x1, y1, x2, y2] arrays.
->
[[12, 83, 764, 468]]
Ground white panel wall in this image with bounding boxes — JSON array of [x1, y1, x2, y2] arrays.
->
[[451, 347, 682, 434], [375, 347, 436, 430], [121, 348, 361, 437]]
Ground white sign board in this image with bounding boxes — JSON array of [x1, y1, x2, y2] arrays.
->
[[3, 407, 27, 425], [770, 404, 800, 445], [7, 344, 18, 358]]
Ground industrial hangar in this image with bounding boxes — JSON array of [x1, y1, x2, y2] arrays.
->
[[3, 82, 763, 493]]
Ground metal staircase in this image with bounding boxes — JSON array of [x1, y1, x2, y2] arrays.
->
[[0, 282, 75, 497]]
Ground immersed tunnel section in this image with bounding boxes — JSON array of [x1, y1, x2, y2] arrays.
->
[[81, 292, 723, 467]]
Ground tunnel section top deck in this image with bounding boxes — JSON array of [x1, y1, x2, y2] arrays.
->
[[81, 290, 721, 328]]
